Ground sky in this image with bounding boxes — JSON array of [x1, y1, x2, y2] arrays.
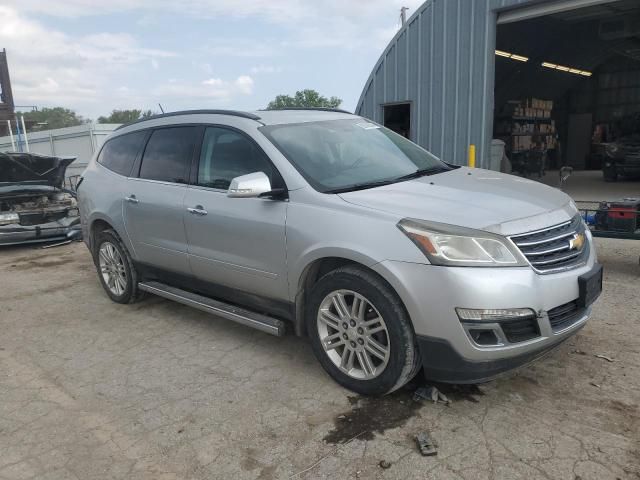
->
[[1, 1, 425, 120]]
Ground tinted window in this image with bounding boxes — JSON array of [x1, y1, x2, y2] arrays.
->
[[198, 127, 281, 190], [97, 131, 147, 176], [139, 127, 197, 183]]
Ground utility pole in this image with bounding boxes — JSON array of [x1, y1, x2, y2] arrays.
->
[[400, 6, 409, 26]]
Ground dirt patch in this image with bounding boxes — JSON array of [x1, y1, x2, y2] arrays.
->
[[9, 258, 74, 271]]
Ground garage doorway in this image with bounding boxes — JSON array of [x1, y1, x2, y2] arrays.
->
[[383, 103, 411, 139], [492, 0, 640, 184]]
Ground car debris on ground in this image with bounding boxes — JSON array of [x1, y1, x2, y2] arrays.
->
[[594, 354, 615, 362], [413, 385, 451, 405], [415, 431, 438, 456]]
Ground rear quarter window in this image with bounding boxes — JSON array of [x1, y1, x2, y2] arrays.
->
[[97, 131, 147, 177]]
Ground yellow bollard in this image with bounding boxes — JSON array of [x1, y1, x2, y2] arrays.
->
[[468, 144, 476, 168]]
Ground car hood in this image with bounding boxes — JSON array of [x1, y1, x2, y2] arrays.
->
[[0, 153, 76, 196], [338, 167, 576, 236]]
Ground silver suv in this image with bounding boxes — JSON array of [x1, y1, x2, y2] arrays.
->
[[78, 109, 602, 395]]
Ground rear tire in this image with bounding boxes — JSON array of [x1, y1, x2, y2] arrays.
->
[[93, 229, 142, 304], [306, 266, 420, 396]]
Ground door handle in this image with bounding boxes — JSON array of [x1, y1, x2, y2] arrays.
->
[[125, 195, 139, 204], [187, 205, 208, 216]]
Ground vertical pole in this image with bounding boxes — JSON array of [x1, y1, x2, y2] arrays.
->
[[468, 144, 476, 168], [7, 120, 16, 151], [20, 115, 29, 153], [15, 118, 22, 152], [400, 6, 409, 26], [49, 132, 56, 156]]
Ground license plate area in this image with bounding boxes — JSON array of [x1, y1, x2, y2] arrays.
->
[[578, 264, 603, 308]]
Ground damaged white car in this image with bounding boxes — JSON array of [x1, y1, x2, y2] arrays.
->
[[0, 152, 81, 246]]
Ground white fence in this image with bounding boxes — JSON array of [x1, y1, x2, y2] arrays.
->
[[0, 123, 121, 178]]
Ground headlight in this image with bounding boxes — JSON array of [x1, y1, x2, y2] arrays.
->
[[397, 218, 527, 267], [0, 212, 19, 226], [605, 143, 621, 157]]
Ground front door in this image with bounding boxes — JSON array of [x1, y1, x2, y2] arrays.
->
[[183, 126, 288, 301], [123, 126, 199, 275]]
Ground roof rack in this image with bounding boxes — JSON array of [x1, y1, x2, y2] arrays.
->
[[115, 109, 261, 130], [263, 107, 353, 115]]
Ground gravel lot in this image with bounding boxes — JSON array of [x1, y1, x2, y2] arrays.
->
[[0, 238, 638, 480]]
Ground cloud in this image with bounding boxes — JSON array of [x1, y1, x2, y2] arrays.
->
[[4, 0, 426, 52], [234, 76, 254, 95], [1, 1, 428, 117], [250, 65, 283, 74], [154, 75, 255, 100], [0, 6, 176, 112]]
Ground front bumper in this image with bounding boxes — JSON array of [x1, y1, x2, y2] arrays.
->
[[373, 245, 598, 383], [415, 330, 581, 383], [0, 217, 81, 246]]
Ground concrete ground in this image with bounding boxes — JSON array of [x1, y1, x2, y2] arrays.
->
[[1, 239, 638, 480], [537, 170, 639, 202]]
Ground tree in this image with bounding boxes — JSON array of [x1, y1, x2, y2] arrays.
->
[[97, 109, 156, 124], [267, 89, 343, 110], [19, 107, 85, 132]]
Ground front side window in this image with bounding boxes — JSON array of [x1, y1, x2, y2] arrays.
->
[[197, 127, 280, 190], [139, 127, 197, 183], [97, 131, 147, 177], [260, 119, 448, 193]]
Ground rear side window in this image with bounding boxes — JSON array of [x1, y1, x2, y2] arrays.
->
[[139, 127, 198, 183], [97, 131, 147, 177], [198, 127, 282, 190]]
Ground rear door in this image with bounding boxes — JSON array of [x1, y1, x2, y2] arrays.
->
[[183, 126, 288, 301], [123, 126, 199, 275]]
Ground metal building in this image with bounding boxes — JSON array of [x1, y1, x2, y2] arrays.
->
[[356, 0, 640, 169]]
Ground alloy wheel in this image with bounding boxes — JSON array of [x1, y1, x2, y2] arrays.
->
[[317, 289, 390, 380], [98, 241, 127, 296]]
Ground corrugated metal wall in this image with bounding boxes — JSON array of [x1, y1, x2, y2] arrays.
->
[[356, 0, 549, 168]]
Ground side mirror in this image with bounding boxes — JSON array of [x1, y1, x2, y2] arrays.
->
[[227, 172, 272, 198]]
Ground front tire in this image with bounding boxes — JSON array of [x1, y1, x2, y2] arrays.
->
[[306, 266, 421, 396], [94, 229, 142, 304]]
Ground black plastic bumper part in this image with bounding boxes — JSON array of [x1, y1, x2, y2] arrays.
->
[[417, 330, 582, 384]]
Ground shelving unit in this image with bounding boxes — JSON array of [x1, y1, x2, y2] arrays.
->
[[494, 98, 558, 177]]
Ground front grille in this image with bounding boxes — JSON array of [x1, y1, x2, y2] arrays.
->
[[500, 316, 540, 343], [510, 215, 588, 273], [547, 300, 585, 331], [19, 211, 69, 226]]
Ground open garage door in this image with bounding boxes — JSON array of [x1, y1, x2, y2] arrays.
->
[[493, 0, 640, 206], [498, 0, 621, 24]]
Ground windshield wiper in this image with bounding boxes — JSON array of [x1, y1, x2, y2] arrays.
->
[[325, 179, 398, 194], [393, 166, 448, 182], [326, 167, 449, 194]]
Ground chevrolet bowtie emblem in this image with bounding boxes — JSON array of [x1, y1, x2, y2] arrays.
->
[[569, 233, 585, 251]]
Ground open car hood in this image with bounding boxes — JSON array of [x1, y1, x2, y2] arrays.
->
[[0, 153, 76, 194]]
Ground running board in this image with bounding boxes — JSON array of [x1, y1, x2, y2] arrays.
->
[[138, 281, 286, 336]]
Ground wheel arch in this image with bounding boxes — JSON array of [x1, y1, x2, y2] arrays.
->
[[292, 250, 410, 338]]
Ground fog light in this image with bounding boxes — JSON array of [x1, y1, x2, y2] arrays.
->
[[0, 212, 19, 226], [456, 308, 536, 322]]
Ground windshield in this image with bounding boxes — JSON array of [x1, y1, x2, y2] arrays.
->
[[260, 119, 449, 193]]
